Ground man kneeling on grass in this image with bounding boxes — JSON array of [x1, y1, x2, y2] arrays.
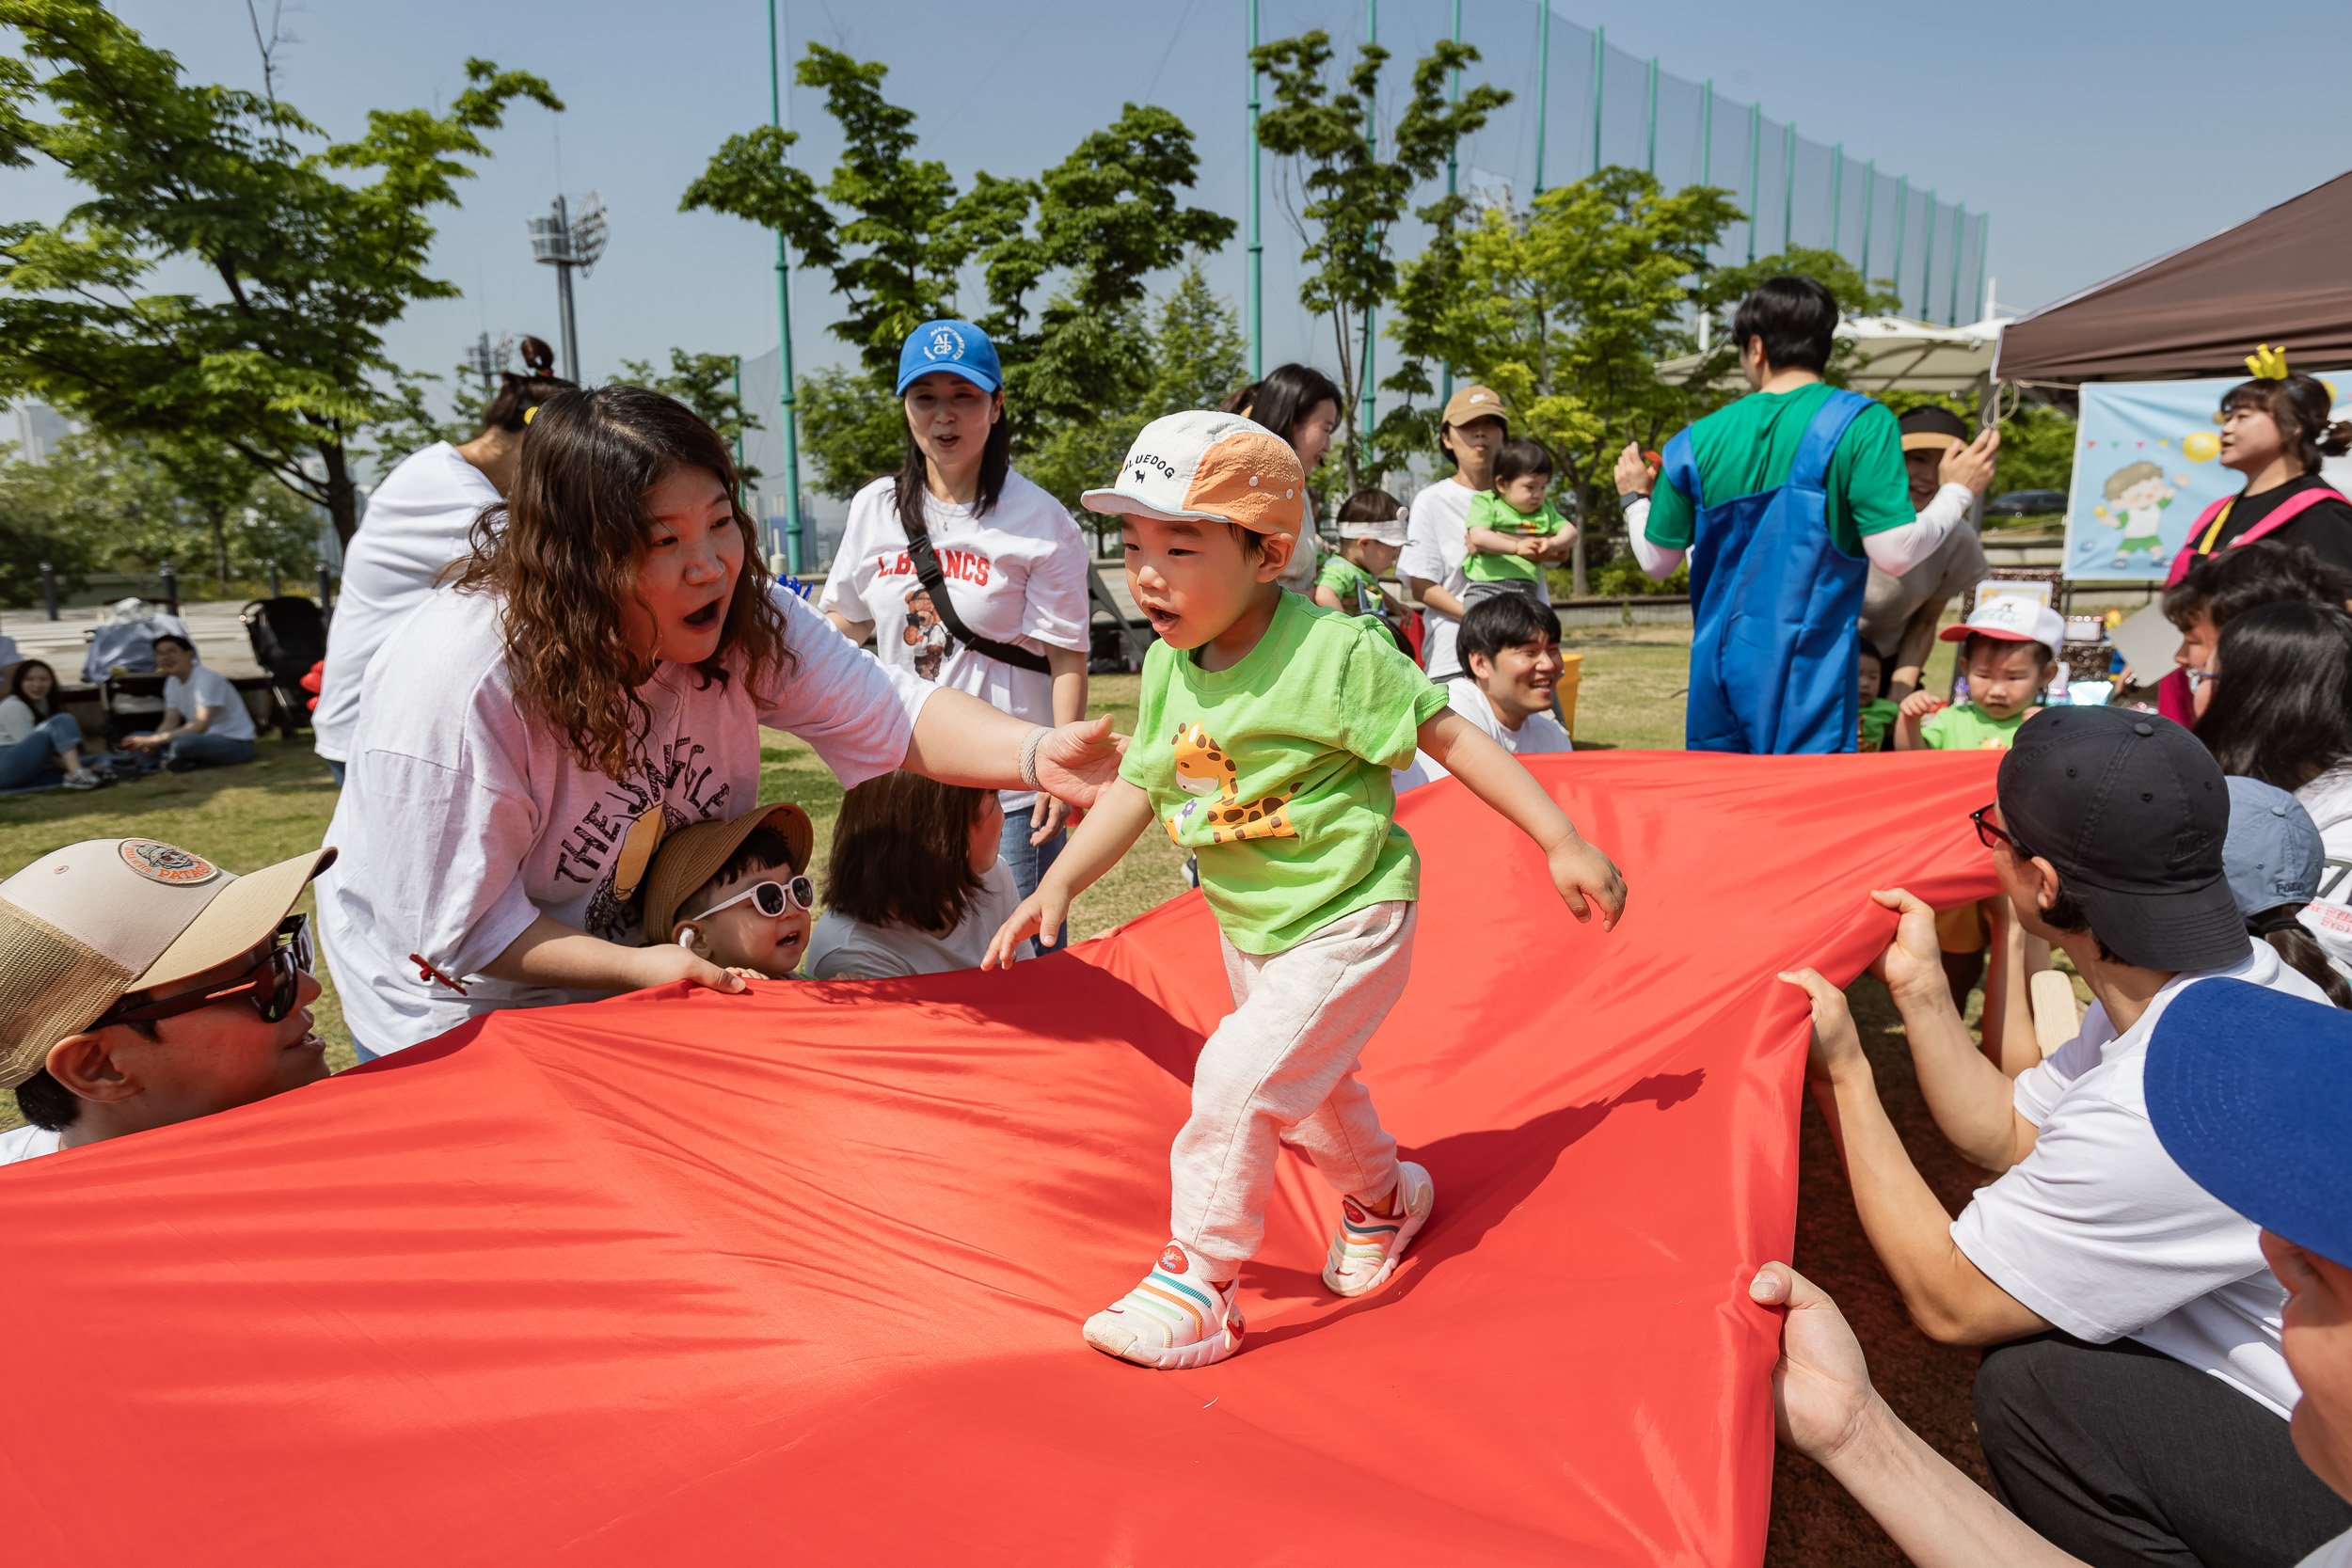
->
[[2, 837, 334, 1164], [1782, 705, 2352, 1564], [1394, 594, 1573, 791]]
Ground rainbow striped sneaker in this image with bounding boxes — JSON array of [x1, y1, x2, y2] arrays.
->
[[1082, 1242, 1245, 1370], [1322, 1161, 1435, 1297]]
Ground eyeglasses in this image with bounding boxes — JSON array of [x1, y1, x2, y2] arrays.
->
[[98, 915, 312, 1028], [1970, 804, 2030, 860], [2185, 667, 2219, 691], [687, 877, 815, 925]]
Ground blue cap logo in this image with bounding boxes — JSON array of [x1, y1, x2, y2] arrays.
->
[[897, 319, 1001, 396]]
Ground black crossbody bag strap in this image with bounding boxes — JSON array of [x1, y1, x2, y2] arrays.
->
[[899, 513, 1053, 675]]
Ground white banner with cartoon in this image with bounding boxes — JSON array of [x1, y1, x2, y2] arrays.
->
[[2063, 372, 2352, 581]]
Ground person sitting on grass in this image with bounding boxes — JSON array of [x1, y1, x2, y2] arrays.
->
[[1780, 706, 2350, 1565], [2161, 538, 2352, 724], [1461, 436, 1573, 610], [641, 803, 818, 982], [0, 657, 108, 791], [1894, 598, 2061, 752], [803, 770, 1025, 981], [2, 837, 334, 1165], [1855, 643, 1900, 753], [119, 634, 258, 773], [1313, 489, 1412, 626], [1394, 593, 1573, 792]]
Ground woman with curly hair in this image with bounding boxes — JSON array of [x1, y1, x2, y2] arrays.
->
[[314, 386, 1120, 1058]]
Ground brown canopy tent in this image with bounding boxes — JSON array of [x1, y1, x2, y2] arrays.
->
[[1994, 167, 2352, 383]]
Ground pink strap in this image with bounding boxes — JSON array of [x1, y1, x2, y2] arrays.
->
[[2166, 486, 2348, 586]]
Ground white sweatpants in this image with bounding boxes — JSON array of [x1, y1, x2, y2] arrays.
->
[[1168, 899, 1415, 1276]]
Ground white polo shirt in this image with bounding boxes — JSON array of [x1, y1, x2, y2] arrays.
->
[[1951, 940, 2328, 1417]]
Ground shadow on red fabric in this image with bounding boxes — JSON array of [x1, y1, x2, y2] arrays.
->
[[0, 750, 1998, 1566]]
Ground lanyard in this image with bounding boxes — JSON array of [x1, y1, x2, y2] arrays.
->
[[2194, 498, 2235, 556]]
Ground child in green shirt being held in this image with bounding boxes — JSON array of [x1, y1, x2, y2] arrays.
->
[[985, 410, 1628, 1371], [1856, 644, 1901, 752], [1463, 436, 1576, 608], [1894, 598, 2065, 752]]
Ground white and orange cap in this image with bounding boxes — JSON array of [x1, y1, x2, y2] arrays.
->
[[1940, 596, 2067, 653], [1080, 410, 1306, 538], [0, 838, 334, 1088]]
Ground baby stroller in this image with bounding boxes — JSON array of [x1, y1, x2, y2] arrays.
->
[[83, 597, 191, 750], [241, 596, 328, 738]]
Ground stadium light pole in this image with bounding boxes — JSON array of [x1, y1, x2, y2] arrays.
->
[[1529, 0, 1545, 198], [1644, 56, 1657, 175], [1921, 189, 1936, 327], [1860, 159, 1875, 279], [1830, 144, 1842, 258], [1892, 175, 1909, 314], [767, 0, 805, 571], [1781, 122, 1794, 253], [1589, 25, 1603, 176]]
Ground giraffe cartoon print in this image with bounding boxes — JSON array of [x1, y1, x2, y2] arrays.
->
[[1165, 721, 1299, 846]]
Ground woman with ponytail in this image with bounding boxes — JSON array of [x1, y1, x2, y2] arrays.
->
[[2157, 353, 2352, 722], [315, 386, 1121, 1059], [313, 336, 577, 784], [1220, 364, 1343, 595]]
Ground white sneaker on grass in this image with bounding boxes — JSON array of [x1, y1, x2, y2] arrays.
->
[[1322, 1160, 1434, 1297], [61, 768, 104, 791], [1082, 1242, 1244, 1370]]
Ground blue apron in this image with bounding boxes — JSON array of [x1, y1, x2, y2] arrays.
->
[[1663, 388, 1874, 754]]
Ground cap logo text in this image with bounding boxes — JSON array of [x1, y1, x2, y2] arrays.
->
[[925, 326, 963, 362], [118, 839, 219, 886]]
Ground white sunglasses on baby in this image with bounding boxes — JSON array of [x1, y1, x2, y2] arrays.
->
[[688, 876, 815, 925]]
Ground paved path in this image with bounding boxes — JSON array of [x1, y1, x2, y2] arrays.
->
[[2, 600, 266, 682]]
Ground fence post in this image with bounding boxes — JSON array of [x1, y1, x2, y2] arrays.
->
[[316, 562, 334, 623], [266, 559, 281, 599], [158, 561, 179, 612], [40, 561, 58, 622]]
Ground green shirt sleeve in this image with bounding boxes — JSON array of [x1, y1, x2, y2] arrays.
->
[[1916, 704, 1961, 751], [1645, 469, 1695, 550], [1314, 555, 1359, 598], [1336, 625, 1451, 770], [1824, 401, 1913, 555]]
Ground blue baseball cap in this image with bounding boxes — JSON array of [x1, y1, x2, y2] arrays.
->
[[896, 320, 1002, 396], [2147, 978, 2352, 1267], [2222, 777, 2324, 920]]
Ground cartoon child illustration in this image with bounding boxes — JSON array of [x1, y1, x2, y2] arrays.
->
[[902, 586, 953, 681], [2092, 461, 2175, 567]]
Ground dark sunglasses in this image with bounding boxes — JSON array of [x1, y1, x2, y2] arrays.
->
[[98, 915, 312, 1028], [688, 877, 815, 924], [1969, 803, 2030, 860]]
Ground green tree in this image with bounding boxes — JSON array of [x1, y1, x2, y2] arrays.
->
[[1025, 259, 1250, 548], [1683, 245, 1903, 394], [0, 2, 559, 548], [685, 45, 1230, 503], [617, 350, 764, 483], [1249, 30, 1507, 491], [1420, 168, 1741, 587]]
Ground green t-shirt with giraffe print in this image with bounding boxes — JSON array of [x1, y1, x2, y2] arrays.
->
[[1120, 589, 1451, 953]]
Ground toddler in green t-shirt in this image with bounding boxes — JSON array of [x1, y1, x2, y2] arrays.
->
[[984, 410, 1628, 1372], [1856, 644, 1900, 752], [1463, 436, 1576, 608], [1312, 488, 1411, 625], [1894, 598, 2064, 752]]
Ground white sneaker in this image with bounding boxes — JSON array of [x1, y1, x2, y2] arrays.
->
[[61, 768, 104, 791], [1322, 1161, 1435, 1297], [1082, 1242, 1245, 1370]]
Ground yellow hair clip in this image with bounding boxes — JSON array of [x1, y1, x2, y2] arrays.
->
[[2245, 343, 2291, 381], [523, 404, 537, 424]]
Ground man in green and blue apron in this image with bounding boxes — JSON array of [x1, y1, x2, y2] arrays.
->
[[1614, 277, 1997, 753]]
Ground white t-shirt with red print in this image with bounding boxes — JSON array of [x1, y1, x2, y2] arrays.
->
[[820, 471, 1091, 813]]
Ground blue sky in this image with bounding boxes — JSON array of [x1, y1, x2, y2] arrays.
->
[[6, 0, 2348, 409]]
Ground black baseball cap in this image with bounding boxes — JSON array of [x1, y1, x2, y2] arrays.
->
[[1898, 404, 1970, 451], [1994, 707, 2249, 972]]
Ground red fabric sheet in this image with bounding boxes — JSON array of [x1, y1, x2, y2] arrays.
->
[[0, 751, 1998, 1566]]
